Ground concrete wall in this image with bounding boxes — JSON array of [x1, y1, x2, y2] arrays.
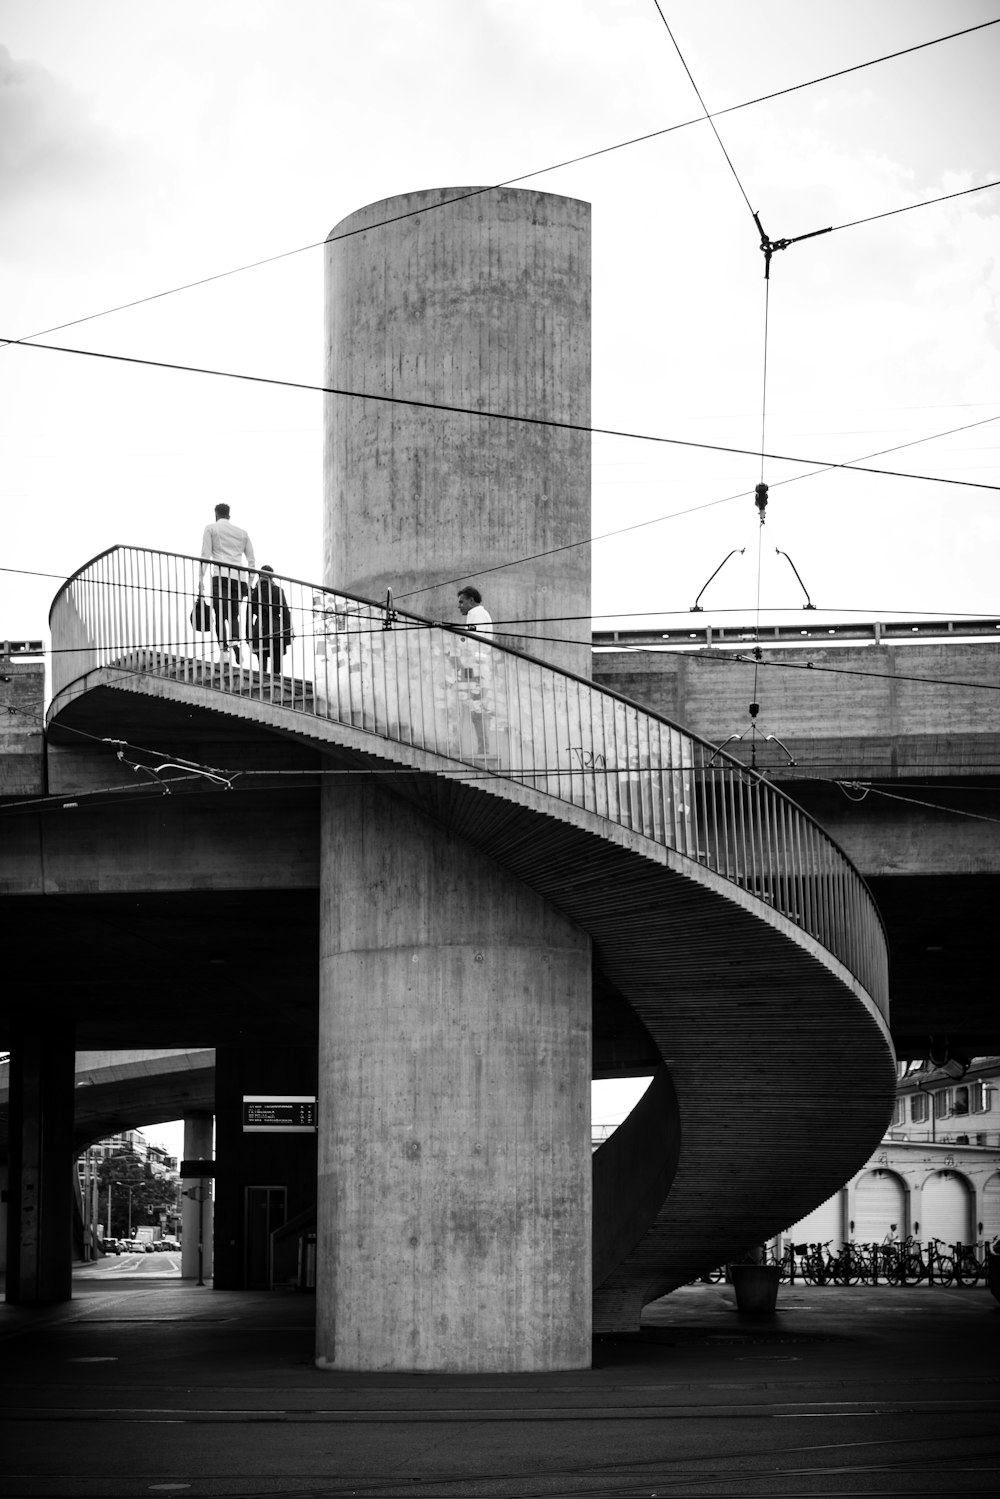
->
[[0, 656, 44, 797], [325, 186, 591, 676], [593, 641, 1000, 782]]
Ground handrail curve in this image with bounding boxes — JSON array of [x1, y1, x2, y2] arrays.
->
[[48, 545, 888, 1016]]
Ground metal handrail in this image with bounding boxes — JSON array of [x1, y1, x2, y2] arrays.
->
[[48, 546, 889, 1015]]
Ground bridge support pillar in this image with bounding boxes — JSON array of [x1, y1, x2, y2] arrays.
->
[[180, 1113, 214, 1282], [316, 782, 592, 1372], [4, 1023, 75, 1304]]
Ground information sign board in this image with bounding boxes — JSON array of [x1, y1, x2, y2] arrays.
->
[[242, 1094, 317, 1133], [179, 1158, 216, 1178]]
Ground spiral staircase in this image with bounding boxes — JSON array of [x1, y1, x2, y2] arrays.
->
[[48, 546, 896, 1328]]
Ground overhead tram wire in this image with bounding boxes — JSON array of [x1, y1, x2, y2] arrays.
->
[[5, 554, 999, 628], [5, 338, 997, 498], [650, 1, 784, 762], [650, 0, 757, 223], [1, 17, 995, 350], [18, 606, 1000, 693], [4, 384, 999, 604], [7, 392, 1000, 642], [8, 595, 1000, 669]]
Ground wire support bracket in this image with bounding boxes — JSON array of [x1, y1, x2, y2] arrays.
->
[[753, 210, 832, 280]]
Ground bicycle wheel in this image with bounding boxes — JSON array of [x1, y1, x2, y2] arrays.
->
[[933, 1254, 955, 1287], [955, 1251, 981, 1288], [837, 1250, 862, 1286], [882, 1250, 902, 1286], [901, 1253, 925, 1286]]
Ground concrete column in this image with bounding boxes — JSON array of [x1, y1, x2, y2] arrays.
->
[[5, 1025, 75, 1303], [316, 782, 592, 1372], [324, 186, 591, 676], [181, 1113, 214, 1282]]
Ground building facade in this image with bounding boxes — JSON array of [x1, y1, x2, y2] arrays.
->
[[783, 1059, 1000, 1252]]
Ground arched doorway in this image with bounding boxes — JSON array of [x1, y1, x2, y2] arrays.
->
[[853, 1169, 907, 1242], [921, 1171, 972, 1245], [981, 1173, 1000, 1243]]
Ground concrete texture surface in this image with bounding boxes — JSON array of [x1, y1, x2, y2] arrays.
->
[[1, 1269, 997, 1496], [324, 186, 591, 676], [317, 781, 592, 1373]]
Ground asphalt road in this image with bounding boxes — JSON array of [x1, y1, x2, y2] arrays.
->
[[87, 1250, 183, 1279], [1, 1274, 997, 1498]]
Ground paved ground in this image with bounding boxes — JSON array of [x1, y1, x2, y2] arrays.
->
[[1, 1266, 998, 1497]]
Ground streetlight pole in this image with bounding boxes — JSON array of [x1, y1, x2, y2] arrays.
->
[[197, 1181, 206, 1287]]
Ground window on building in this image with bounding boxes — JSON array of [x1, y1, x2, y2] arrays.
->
[[911, 1093, 929, 1123], [933, 1090, 949, 1118], [971, 1082, 992, 1113], [953, 1085, 970, 1116], [893, 1098, 905, 1126]]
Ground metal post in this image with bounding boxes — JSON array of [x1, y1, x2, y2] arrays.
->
[[197, 1181, 205, 1287]]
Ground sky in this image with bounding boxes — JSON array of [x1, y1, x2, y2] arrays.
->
[[2, 0, 997, 651], [2, 2, 997, 1133]]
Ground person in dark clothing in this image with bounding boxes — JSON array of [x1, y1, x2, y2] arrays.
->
[[249, 565, 293, 674]]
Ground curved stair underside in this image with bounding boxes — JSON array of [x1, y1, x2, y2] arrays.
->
[[47, 550, 894, 1327], [50, 662, 896, 1326]]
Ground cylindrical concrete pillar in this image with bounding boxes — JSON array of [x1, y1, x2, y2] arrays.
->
[[324, 186, 591, 676], [316, 782, 592, 1372], [5, 1024, 75, 1303], [181, 1113, 214, 1282]]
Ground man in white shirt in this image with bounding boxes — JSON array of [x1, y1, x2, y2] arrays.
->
[[199, 504, 256, 663], [456, 586, 493, 635], [456, 586, 494, 756]]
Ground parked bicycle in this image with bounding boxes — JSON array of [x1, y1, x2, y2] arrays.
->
[[951, 1240, 986, 1287]]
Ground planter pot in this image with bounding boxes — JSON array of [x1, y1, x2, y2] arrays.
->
[[730, 1263, 781, 1315]]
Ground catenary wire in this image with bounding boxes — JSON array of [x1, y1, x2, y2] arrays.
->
[[648, 0, 773, 724], [6, 750, 1000, 825], [5, 400, 996, 626], [834, 782, 1000, 826], [8, 401, 994, 609], [5, 552, 1000, 621], [3, 17, 994, 349], [10, 612, 1000, 699], [650, 0, 757, 220], [832, 177, 1000, 236], [6, 338, 998, 500]]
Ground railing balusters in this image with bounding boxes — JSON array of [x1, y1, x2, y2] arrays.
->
[[47, 545, 888, 1016]]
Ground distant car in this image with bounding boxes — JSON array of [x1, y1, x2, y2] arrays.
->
[[103, 1238, 123, 1255], [160, 1238, 181, 1252]]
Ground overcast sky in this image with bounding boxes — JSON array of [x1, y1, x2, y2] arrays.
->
[[2, 0, 997, 651]]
